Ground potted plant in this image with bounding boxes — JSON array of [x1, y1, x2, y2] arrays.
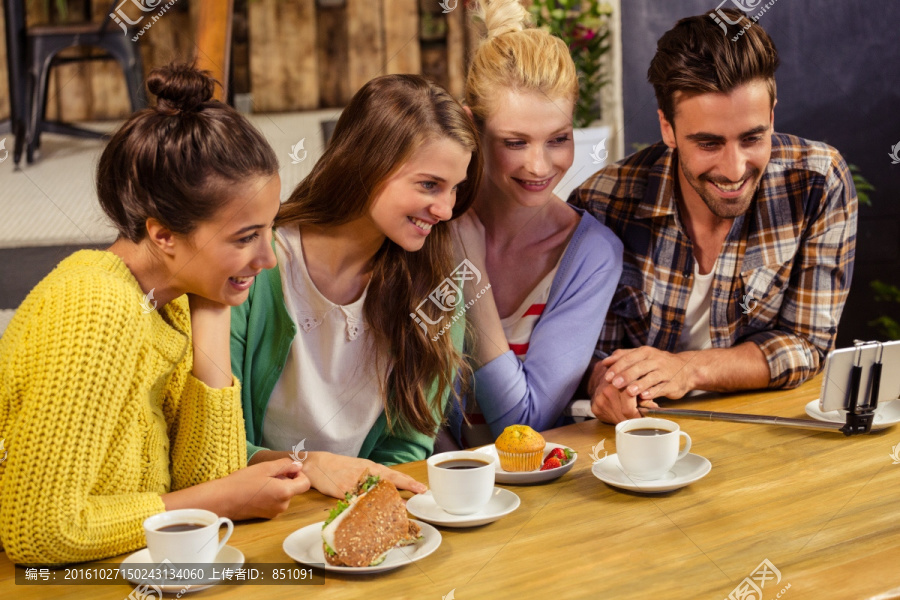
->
[[527, 0, 614, 198]]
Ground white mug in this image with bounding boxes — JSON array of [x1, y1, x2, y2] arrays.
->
[[615, 418, 691, 480], [426, 451, 497, 515], [143, 508, 233, 565]]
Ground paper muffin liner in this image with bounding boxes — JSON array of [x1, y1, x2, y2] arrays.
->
[[497, 449, 543, 472]]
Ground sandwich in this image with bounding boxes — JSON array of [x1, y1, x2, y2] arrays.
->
[[321, 472, 422, 567]]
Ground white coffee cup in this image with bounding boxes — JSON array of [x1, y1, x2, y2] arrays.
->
[[615, 418, 691, 480], [143, 508, 233, 565], [426, 451, 497, 515]]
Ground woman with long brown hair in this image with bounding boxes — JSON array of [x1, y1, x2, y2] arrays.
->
[[231, 74, 481, 498]]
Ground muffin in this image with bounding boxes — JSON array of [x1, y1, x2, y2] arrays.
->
[[495, 425, 545, 471]]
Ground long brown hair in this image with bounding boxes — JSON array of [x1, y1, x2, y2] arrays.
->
[[97, 63, 278, 241], [278, 74, 482, 436], [648, 8, 780, 127]]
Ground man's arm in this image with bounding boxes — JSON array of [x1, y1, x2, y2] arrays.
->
[[741, 154, 857, 388], [597, 342, 770, 406]]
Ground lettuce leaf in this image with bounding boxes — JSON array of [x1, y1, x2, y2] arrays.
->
[[323, 500, 349, 528], [359, 474, 380, 494]]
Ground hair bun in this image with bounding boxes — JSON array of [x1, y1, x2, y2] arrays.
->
[[477, 0, 532, 39], [147, 63, 217, 114]]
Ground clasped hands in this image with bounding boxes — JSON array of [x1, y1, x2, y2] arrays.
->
[[588, 346, 698, 424]]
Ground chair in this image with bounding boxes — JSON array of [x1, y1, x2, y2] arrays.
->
[[23, 0, 147, 164], [2, 0, 29, 165]]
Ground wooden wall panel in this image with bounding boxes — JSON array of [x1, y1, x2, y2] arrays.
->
[[316, 6, 350, 107], [249, 0, 285, 111], [250, 0, 318, 111], [1, 1, 474, 120], [280, 0, 318, 110], [346, 0, 384, 95], [445, 4, 466, 99], [383, 0, 420, 75]]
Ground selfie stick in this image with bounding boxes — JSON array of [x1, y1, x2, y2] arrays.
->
[[839, 341, 884, 435], [640, 407, 846, 432], [643, 341, 888, 435]]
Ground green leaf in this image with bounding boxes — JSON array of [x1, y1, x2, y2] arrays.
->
[[871, 280, 900, 303], [848, 164, 875, 206], [323, 500, 350, 527]]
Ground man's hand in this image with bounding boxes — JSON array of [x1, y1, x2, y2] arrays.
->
[[601, 346, 698, 401], [587, 360, 658, 424]]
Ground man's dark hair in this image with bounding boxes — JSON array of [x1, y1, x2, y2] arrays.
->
[[648, 8, 780, 126]]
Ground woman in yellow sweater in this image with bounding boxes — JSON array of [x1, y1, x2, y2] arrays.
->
[[0, 64, 309, 565]]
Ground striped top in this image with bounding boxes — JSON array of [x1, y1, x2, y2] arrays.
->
[[461, 263, 560, 448]]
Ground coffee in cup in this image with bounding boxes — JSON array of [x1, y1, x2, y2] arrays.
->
[[143, 508, 233, 565], [426, 451, 497, 515], [615, 418, 691, 480]]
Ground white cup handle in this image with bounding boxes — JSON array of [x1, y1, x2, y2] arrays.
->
[[215, 517, 233, 555], [677, 431, 692, 460]]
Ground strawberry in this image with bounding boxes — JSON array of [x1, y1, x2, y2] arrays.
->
[[548, 448, 566, 461], [540, 456, 562, 471], [547, 447, 574, 465]]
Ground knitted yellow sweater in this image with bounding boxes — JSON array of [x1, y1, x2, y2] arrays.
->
[[0, 251, 247, 565]]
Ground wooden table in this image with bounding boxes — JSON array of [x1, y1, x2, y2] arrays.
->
[[3, 375, 899, 599]]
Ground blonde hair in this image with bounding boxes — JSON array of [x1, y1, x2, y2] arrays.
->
[[465, 0, 579, 126]]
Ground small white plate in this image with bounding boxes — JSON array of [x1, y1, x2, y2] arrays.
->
[[118, 545, 244, 593], [406, 488, 520, 527], [806, 399, 900, 431], [475, 442, 577, 484], [282, 519, 440, 573], [591, 453, 711, 493]]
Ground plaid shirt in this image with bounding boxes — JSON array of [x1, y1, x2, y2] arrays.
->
[[571, 134, 857, 389]]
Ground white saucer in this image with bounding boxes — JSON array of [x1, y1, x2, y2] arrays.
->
[[282, 519, 440, 573], [406, 488, 520, 527], [118, 545, 244, 593], [591, 453, 711, 493], [475, 442, 577, 484], [806, 399, 900, 431]]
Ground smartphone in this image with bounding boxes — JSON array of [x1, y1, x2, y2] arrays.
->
[[819, 341, 900, 413]]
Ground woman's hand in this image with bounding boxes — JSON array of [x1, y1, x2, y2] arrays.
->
[[303, 452, 426, 499], [162, 458, 311, 520], [219, 459, 311, 519], [187, 294, 233, 389]]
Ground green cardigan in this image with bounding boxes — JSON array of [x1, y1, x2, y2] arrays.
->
[[230, 257, 465, 466]]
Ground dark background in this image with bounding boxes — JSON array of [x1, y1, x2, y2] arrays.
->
[[620, 0, 900, 347]]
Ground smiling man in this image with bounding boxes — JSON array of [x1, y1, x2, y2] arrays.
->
[[571, 8, 858, 423]]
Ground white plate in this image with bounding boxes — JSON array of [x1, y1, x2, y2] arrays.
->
[[591, 453, 711, 493], [475, 442, 577, 484], [118, 545, 244, 593], [806, 399, 900, 431], [282, 519, 440, 573], [406, 488, 520, 527]]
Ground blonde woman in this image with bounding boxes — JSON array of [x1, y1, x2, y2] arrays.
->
[[448, 0, 623, 446], [232, 75, 481, 497]]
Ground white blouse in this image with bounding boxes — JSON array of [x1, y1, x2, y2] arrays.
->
[[260, 227, 384, 457]]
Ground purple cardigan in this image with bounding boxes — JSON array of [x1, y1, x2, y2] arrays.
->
[[467, 207, 623, 437]]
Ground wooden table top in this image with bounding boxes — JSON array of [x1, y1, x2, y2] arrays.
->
[[3, 375, 899, 600]]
